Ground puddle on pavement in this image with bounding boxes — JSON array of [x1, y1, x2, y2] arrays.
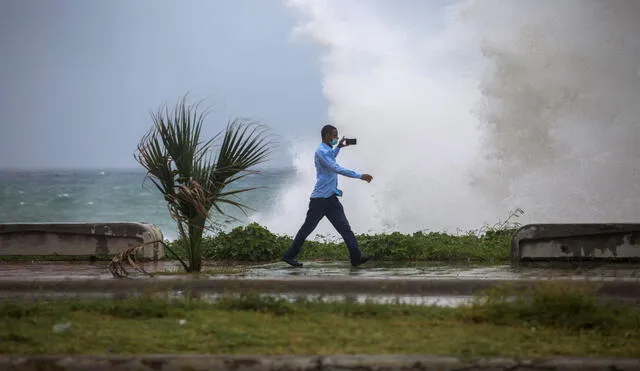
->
[[0, 290, 474, 307], [2, 260, 638, 307], [0, 260, 638, 281]]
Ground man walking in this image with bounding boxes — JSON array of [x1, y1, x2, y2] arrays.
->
[[282, 124, 374, 268]]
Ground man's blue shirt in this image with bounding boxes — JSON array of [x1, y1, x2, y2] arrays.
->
[[310, 143, 362, 198]]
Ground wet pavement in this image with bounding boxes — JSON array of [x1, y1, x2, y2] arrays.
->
[[236, 260, 640, 281], [1, 260, 638, 307], [0, 289, 474, 307], [4, 354, 640, 371], [0, 259, 639, 281]]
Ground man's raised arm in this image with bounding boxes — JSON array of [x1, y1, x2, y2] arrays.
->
[[317, 150, 362, 179]]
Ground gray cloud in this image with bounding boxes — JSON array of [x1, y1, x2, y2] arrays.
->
[[0, 0, 326, 169]]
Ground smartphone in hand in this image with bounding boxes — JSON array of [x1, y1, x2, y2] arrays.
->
[[345, 138, 357, 145]]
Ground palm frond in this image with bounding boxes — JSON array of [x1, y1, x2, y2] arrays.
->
[[112, 94, 275, 276], [108, 240, 181, 278], [213, 119, 274, 176]]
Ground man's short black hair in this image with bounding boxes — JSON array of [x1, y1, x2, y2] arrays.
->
[[321, 124, 337, 139]]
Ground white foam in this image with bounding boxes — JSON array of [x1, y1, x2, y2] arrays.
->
[[254, 0, 640, 236]]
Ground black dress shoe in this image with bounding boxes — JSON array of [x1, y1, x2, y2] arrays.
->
[[282, 257, 303, 268], [352, 255, 372, 267]]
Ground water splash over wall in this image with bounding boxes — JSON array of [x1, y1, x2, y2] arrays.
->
[[253, 0, 640, 237]]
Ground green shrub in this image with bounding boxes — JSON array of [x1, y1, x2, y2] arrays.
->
[[165, 223, 516, 263], [202, 223, 289, 261]]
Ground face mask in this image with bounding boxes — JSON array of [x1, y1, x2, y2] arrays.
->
[[330, 138, 338, 146]]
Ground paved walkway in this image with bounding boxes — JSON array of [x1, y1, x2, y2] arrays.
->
[[1, 260, 639, 281], [0, 274, 638, 296], [1, 355, 639, 371], [0, 261, 638, 305]]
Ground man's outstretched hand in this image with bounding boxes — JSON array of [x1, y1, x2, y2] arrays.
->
[[361, 174, 373, 183], [338, 136, 349, 148]]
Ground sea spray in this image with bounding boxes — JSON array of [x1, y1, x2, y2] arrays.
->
[[252, 0, 640, 238], [466, 0, 640, 223]]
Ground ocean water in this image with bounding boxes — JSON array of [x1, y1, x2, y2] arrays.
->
[[3, 1, 639, 244], [0, 168, 296, 241]]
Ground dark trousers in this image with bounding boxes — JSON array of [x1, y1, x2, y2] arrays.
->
[[283, 196, 363, 264]]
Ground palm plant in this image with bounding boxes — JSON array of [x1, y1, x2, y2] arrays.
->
[[134, 95, 273, 272]]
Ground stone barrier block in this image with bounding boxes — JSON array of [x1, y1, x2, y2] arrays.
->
[[511, 223, 640, 266], [0, 222, 164, 259]]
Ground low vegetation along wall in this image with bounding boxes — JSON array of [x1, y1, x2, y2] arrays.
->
[[165, 223, 516, 263], [165, 223, 640, 264]]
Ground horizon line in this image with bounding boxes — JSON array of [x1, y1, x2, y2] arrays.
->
[[0, 165, 296, 172]]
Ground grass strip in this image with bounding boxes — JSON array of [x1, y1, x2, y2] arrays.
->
[[1, 282, 638, 357]]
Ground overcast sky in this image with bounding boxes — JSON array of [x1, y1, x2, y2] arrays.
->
[[0, 0, 329, 169]]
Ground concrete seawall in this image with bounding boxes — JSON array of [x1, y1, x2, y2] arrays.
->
[[512, 223, 640, 266], [1, 355, 639, 371], [0, 222, 164, 259]]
